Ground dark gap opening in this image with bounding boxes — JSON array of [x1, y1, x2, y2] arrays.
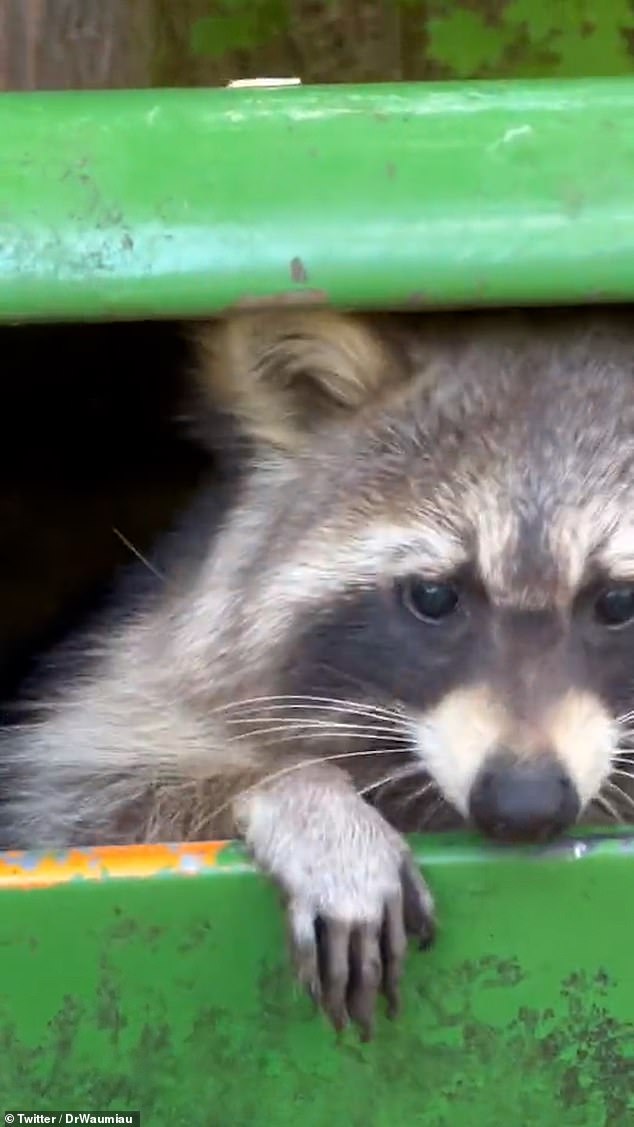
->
[[0, 318, 218, 705]]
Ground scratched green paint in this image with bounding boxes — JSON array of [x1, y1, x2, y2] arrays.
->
[[6, 80, 634, 321], [2, 833, 634, 1124]]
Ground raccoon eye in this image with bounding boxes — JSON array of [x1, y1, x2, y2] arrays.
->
[[594, 587, 634, 628], [400, 577, 460, 622]]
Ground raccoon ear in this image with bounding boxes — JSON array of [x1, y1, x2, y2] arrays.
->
[[193, 310, 401, 450]]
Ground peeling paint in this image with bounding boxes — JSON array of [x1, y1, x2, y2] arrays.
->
[[0, 841, 228, 889], [4, 84, 634, 321], [2, 829, 634, 890], [225, 289, 329, 313], [1, 845, 634, 1121], [290, 256, 309, 283]]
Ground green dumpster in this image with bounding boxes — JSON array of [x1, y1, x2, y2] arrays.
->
[[1, 80, 634, 1125]]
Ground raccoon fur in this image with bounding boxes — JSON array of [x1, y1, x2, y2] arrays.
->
[[3, 305, 634, 1037]]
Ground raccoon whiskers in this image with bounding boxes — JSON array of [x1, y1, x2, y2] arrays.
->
[[613, 716, 634, 752], [206, 745, 416, 826], [611, 767, 634, 781], [224, 709, 405, 727], [133, 728, 410, 784], [213, 695, 406, 725], [357, 762, 421, 800], [239, 738, 410, 763], [612, 752, 634, 768], [591, 794, 621, 823], [603, 778, 634, 819], [397, 775, 452, 829], [418, 795, 451, 830], [112, 526, 164, 582], [224, 712, 404, 732], [225, 721, 405, 746], [332, 664, 401, 695], [397, 777, 437, 811]]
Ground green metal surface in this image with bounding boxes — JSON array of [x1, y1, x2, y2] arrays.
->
[[5, 78, 634, 321], [4, 68, 634, 1124], [2, 832, 634, 1125]]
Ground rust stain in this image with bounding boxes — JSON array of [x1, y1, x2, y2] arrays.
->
[[290, 256, 309, 284], [560, 185, 585, 218], [226, 289, 329, 313], [405, 290, 431, 307]]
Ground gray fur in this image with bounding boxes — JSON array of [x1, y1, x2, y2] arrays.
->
[[4, 306, 634, 1034], [5, 306, 634, 840]]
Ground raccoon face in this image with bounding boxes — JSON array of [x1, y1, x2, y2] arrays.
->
[[200, 309, 634, 843]]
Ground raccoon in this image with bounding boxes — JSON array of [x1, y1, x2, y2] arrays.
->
[[2, 305, 634, 1038]]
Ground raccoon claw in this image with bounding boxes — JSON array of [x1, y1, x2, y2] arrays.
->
[[400, 852, 436, 950], [287, 855, 435, 1039], [234, 772, 435, 1038]]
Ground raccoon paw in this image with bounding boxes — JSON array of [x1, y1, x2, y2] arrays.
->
[[287, 849, 435, 1039], [234, 773, 435, 1038]]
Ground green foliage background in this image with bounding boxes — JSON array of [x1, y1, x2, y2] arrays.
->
[[148, 1, 634, 87]]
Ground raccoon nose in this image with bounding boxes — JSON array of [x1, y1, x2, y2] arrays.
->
[[468, 751, 580, 844]]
